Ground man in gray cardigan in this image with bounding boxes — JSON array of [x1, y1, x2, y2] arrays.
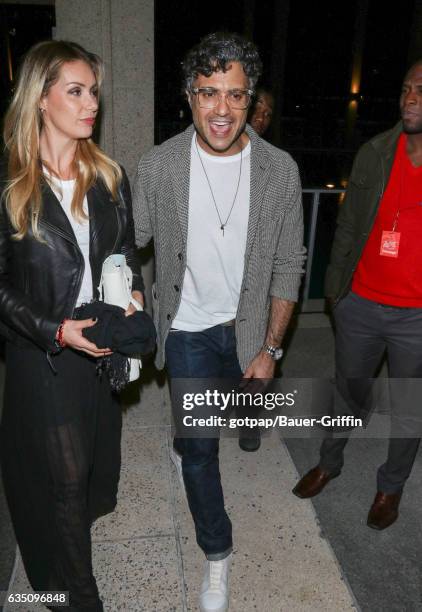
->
[[133, 32, 305, 612]]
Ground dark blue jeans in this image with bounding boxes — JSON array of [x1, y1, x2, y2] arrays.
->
[[165, 324, 242, 560]]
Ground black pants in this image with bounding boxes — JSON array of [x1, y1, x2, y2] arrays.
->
[[320, 292, 422, 494], [0, 343, 122, 610]]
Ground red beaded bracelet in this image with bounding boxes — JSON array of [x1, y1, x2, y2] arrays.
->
[[55, 319, 70, 348]]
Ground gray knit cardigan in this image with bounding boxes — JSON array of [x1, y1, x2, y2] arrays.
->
[[132, 124, 306, 370]]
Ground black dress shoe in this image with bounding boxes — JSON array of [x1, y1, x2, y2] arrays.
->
[[292, 466, 340, 498], [239, 435, 261, 452], [367, 491, 402, 530], [238, 426, 261, 452]]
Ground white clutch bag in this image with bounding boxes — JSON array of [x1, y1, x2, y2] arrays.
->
[[98, 254, 142, 382]]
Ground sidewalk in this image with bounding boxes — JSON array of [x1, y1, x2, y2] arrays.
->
[[5, 363, 357, 611]]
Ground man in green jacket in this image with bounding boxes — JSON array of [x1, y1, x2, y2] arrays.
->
[[293, 59, 422, 530]]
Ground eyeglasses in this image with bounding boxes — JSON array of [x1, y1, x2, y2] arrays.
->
[[190, 87, 254, 110]]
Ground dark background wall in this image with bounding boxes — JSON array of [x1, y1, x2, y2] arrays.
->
[[1, 0, 421, 188], [155, 0, 419, 187]]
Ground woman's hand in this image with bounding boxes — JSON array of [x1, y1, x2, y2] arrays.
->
[[125, 290, 144, 316], [61, 318, 112, 357]]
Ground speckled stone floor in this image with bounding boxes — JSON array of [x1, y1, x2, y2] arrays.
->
[[3, 367, 356, 612]]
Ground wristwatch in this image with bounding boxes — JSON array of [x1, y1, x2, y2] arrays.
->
[[262, 343, 284, 361]]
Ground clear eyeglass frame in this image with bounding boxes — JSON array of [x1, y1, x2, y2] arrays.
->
[[190, 87, 254, 110]]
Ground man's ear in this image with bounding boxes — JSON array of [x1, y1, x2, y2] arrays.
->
[[186, 90, 192, 108]]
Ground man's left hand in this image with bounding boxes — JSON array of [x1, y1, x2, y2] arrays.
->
[[240, 351, 275, 393]]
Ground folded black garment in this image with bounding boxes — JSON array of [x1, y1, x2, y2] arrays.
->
[[78, 301, 156, 356]]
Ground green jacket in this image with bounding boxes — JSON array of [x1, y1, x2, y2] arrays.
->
[[325, 121, 402, 302]]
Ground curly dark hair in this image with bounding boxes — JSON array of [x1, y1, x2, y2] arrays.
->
[[182, 31, 262, 92]]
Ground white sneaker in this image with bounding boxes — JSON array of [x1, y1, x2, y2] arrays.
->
[[199, 554, 231, 612], [169, 445, 186, 496]]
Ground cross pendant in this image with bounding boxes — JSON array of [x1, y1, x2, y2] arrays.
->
[[221, 224, 225, 236]]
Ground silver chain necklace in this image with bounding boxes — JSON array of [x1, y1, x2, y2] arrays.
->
[[195, 136, 243, 236]]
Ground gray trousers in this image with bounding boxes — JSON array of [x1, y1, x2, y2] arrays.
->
[[319, 291, 422, 494]]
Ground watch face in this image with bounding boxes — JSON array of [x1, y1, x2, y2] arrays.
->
[[264, 345, 283, 360], [274, 348, 284, 360]]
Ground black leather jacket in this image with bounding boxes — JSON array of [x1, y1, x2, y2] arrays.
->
[[0, 163, 143, 352]]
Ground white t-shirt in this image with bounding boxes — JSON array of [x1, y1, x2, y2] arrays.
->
[[46, 173, 93, 306], [172, 134, 251, 332]]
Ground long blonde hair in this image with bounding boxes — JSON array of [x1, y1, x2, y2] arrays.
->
[[3, 40, 122, 240]]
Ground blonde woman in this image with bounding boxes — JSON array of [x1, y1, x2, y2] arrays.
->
[[0, 41, 143, 610]]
